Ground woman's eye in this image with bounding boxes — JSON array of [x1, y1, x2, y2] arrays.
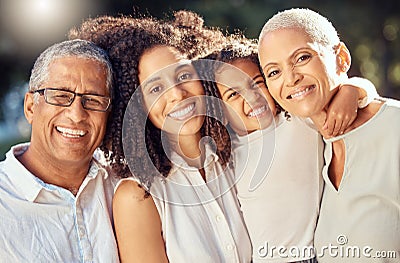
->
[[177, 72, 193, 82], [150, 86, 162, 94]]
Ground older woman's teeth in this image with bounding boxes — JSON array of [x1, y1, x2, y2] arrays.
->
[[56, 126, 86, 138], [289, 85, 315, 99], [168, 103, 195, 119]]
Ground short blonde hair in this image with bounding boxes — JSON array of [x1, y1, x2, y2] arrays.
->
[[259, 8, 340, 48]]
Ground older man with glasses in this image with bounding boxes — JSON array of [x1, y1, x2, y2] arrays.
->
[[0, 39, 119, 262]]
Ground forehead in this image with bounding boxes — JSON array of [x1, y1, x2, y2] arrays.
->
[[259, 28, 317, 61], [138, 46, 188, 82], [46, 57, 108, 93], [215, 61, 252, 85]]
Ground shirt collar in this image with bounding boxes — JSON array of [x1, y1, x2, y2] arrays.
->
[[3, 143, 108, 202], [169, 143, 219, 175]]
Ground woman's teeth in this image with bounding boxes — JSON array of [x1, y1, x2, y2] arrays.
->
[[168, 103, 195, 119]]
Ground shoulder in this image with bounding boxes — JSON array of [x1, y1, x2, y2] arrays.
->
[[114, 179, 148, 203]]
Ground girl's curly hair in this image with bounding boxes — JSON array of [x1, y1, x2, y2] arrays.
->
[[199, 34, 286, 118], [68, 10, 231, 190]]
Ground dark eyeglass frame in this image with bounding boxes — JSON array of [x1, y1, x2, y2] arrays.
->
[[32, 88, 111, 112]]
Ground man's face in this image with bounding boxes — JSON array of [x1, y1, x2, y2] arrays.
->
[[25, 57, 110, 165], [215, 59, 276, 136], [258, 28, 341, 118]]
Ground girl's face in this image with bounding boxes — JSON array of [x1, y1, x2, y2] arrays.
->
[[215, 59, 276, 136], [139, 45, 205, 136]]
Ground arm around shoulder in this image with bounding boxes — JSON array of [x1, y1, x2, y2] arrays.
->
[[113, 179, 168, 263]]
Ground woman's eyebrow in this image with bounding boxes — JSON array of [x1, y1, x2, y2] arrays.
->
[[141, 76, 161, 91]]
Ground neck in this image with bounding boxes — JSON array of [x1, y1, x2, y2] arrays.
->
[[18, 146, 91, 195], [169, 132, 205, 169]]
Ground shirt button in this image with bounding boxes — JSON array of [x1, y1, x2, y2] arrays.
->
[[226, 244, 234, 250], [216, 215, 222, 222], [79, 227, 85, 236]]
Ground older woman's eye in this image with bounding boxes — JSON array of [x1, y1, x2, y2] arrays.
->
[[297, 54, 311, 63]]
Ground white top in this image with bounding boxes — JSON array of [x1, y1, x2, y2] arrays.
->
[[314, 99, 400, 262], [0, 143, 119, 262], [126, 144, 252, 263], [233, 114, 324, 262]]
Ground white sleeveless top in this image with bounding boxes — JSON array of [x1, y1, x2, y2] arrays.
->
[[233, 114, 324, 262], [314, 100, 400, 262], [135, 144, 252, 263]]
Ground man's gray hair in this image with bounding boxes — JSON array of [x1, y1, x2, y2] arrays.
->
[[259, 8, 340, 48], [29, 39, 113, 98]]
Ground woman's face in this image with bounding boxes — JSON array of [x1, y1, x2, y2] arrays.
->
[[139, 45, 205, 136], [215, 59, 276, 136]]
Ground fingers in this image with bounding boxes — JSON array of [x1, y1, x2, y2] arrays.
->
[[324, 111, 357, 137], [324, 117, 341, 137]]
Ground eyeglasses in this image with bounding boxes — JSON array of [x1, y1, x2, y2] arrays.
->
[[32, 88, 111, 112]]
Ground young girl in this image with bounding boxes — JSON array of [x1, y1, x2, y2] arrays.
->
[[200, 35, 377, 262], [70, 12, 252, 262]]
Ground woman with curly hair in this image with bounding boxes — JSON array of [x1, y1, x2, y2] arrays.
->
[[69, 11, 251, 262]]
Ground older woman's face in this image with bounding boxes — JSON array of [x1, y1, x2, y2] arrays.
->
[[258, 28, 340, 118], [138, 45, 205, 136]]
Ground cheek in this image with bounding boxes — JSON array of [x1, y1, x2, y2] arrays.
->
[[265, 84, 280, 101], [225, 101, 243, 117], [192, 83, 205, 96]]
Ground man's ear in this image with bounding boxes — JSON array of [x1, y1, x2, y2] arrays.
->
[[24, 92, 35, 124], [336, 42, 351, 74]]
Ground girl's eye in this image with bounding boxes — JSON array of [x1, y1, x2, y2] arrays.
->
[[251, 81, 263, 89], [227, 91, 239, 100], [177, 72, 193, 82]]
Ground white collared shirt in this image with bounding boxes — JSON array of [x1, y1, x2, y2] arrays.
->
[[0, 143, 119, 262], [124, 144, 252, 263]]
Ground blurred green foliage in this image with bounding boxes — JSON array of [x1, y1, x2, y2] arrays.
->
[[0, 0, 399, 160]]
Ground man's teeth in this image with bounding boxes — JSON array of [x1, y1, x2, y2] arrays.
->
[[290, 86, 315, 99], [168, 103, 194, 119], [249, 105, 266, 117], [56, 126, 86, 138]]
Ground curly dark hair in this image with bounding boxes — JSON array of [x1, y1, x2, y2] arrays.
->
[[68, 10, 231, 190]]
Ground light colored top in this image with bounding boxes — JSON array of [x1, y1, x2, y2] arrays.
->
[[122, 144, 252, 263], [233, 114, 324, 262], [314, 99, 400, 262], [0, 143, 119, 262]]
